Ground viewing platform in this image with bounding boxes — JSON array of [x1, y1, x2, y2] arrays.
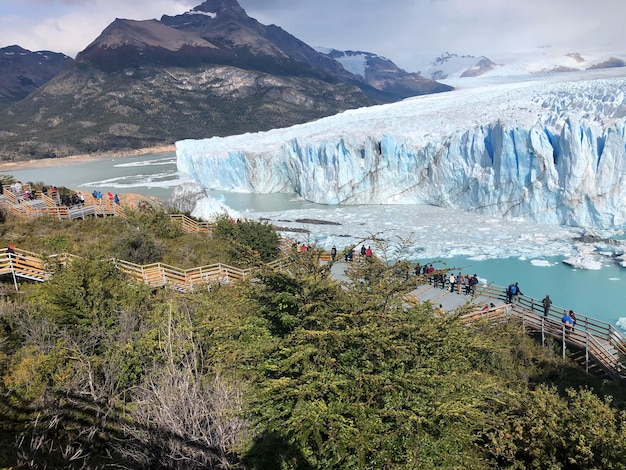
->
[[0, 184, 126, 220]]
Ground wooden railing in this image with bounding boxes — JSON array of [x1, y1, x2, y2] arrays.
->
[[0, 247, 257, 293], [170, 214, 213, 233], [468, 284, 626, 378], [0, 247, 48, 289], [1, 185, 126, 221], [113, 259, 251, 291], [1, 243, 625, 378]]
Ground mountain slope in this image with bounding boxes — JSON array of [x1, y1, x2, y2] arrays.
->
[[0, 0, 452, 161], [0, 45, 73, 110], [412, 52, 497, 80]]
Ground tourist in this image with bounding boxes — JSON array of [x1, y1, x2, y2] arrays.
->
[[469, 274, 479, 295], [513, 282, 523, 302], [506, 283, 517, 303], [562, 311, 574, 331], [449, 272, 456, 293], [542, 295, 552, 317], [330, 245, 337, 260], [414, 262, 421, 276], [569, 309, 577, 330], [457, 273, 464, 294], [11, 181, 22, 195]]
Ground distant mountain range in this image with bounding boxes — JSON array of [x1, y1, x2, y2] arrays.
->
[[411, 50, 626, 80], [316, 48, 449, 98], [0, 0, 451, 161]]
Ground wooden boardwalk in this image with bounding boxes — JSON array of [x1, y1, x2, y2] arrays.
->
[[407, 281, 626, 380], [0, 200, 624, 380], [0, 184, 126, 220]]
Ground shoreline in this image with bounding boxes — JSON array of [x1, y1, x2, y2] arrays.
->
[[0, 145, 176, 171]]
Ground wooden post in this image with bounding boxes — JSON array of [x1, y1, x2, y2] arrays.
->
[[585, 332, 589, 373], [9, 254, 18, 292]]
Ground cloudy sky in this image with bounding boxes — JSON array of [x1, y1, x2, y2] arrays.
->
[[0, 0, 625, 70]]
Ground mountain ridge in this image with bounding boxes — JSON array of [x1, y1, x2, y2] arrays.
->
[[0, 45, 73, 110]]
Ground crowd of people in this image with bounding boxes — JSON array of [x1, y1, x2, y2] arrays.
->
[[91, 190, 120, 205], [292, 242, 582, 331], [3, 179, 121, 209]]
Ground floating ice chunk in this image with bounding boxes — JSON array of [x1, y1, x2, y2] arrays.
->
[[562, 256, 603, 270], [616, 317, 626, 332], [530, 259, 552, 267]]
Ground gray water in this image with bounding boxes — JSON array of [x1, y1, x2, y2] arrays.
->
[[3, 153, 625, 328], [4, 152, 317, 212]]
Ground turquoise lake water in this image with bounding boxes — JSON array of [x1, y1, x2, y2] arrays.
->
[[420, 255, 625, 325], [3, 153, 625, 328]]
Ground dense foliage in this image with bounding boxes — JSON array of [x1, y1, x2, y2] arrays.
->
[[0, 210, 625, 469]]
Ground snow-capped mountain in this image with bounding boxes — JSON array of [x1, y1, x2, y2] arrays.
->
[[411, 52, 497, 80], [410, 49, 626, 80], [316, 47, 451, 99], [176, 67, 626, 230]]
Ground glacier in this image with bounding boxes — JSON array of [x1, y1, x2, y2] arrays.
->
[[176, 68, 626, 230]]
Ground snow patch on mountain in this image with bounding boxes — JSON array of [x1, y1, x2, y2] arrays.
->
[[316, 47, 373, 78], [412, 52, 495, 79]]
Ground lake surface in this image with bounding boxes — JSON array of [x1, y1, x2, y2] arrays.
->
[[3, 152, 625, 329]]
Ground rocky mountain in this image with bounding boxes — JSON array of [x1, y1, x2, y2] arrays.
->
[[0, 0, 451, 161], [317, 48, 451, 99], [0, 45, 73, 110]]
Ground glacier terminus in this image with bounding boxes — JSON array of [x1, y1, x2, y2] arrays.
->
[[176, 68, 626, 230]]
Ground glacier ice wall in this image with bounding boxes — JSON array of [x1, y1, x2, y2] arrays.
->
[[176, 69, 626, 229]]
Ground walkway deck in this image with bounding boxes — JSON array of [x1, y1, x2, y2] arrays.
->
[[0, 185, 125, 220], [0, 244, 624, 380]]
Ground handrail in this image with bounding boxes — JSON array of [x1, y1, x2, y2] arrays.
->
[[0, 188, 121, 220], [467, 288, 626, 378], [1, 242, 625, 378], [0, 247, 263, 292], [169, 214, 213, 233], [474, 283, 626, 348]]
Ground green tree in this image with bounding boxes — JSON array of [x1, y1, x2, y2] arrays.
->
[[213, 215, 281, 263], [486, 385, 626, 469], [244, 255, 501, 469]]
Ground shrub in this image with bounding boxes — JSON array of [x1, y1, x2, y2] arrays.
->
[[213, 215, 280, 263]]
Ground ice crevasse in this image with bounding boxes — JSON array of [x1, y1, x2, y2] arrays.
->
[[176, 69, 626, 229]]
